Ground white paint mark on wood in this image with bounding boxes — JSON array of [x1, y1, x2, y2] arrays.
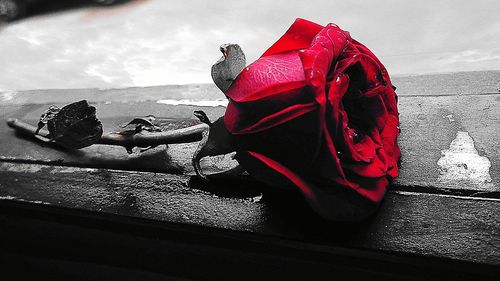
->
[[50, 167, 99, 173], [438, 131, 492, 185], [0, 91, 17, 102], [0, 163, 97, 174], [157, 99, 228, 107], [0, 163, 43, 173], [0, 195, 50, 205], [394, 191, 500, 202], [443, 114, 455, 122]]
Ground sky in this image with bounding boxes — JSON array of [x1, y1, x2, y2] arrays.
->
[[0, 0, 499, 91]]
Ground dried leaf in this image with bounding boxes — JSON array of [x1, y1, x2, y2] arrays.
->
[[119, 115, 160, 132], [211, 44, 246, 94]]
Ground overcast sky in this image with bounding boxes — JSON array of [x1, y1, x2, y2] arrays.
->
[[1, 0, 499, 91]]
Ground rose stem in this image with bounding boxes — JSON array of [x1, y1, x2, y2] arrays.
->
[[6, 118, 208, 148]]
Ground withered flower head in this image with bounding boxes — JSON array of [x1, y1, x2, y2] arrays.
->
[[38, 100, 103, 149]]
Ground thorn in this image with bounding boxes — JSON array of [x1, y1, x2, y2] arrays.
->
[[192, 129, 210, 181], [194, 111, 212, 126]]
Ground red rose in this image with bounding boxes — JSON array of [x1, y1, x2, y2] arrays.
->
[[193, 19, 400, 221], [221, 18, 400, 220]]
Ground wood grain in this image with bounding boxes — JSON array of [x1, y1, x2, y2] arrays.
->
[[1, 87, 499, 277], [1, 163, 499, 266], [1, 91, 499, 192]]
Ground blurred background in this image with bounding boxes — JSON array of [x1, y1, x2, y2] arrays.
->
[[1, 0, 499, 92]]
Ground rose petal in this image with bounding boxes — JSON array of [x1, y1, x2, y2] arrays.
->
[[227, 52, 306, 103], [227, 102, 317, 135], [247, 151, 316, 200], [261, 18, 323, 57]]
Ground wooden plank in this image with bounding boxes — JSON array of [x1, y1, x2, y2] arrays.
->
[[1, 163, 499, 266], [1, 87, 499, 277], [1, 92, 499, 192], [1, 200, 498, 281], [397, 93, 500, 192], [391, 70, 500, 96]]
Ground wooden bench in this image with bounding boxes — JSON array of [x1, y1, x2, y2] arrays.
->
[[1, 84, 499, 280]]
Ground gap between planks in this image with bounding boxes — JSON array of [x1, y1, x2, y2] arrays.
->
[[1, 161, 499, 201]]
